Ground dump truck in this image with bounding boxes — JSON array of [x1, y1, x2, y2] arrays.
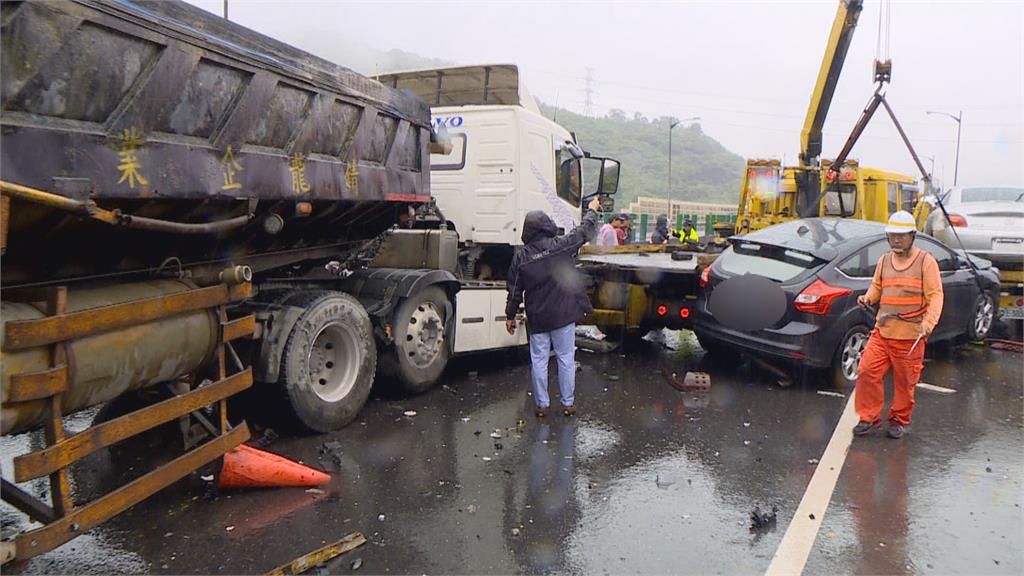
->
[[0, 0, 623, 563]]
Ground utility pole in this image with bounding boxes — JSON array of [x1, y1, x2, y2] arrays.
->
[[223, 0, 228, 20], [926, 110, 962, 186], [667, 117, 700, 226]]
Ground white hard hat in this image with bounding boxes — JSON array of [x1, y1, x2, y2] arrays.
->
[[885, 210, 917, 234]]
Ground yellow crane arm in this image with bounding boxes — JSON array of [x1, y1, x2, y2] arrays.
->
[[799, 0, 864, 167]]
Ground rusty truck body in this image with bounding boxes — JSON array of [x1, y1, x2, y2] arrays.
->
[[0, 0, 478, 562]]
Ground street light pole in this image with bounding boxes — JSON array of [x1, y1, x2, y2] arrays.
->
[[667, 116, 700, 226], [926, 110, 962, 186]]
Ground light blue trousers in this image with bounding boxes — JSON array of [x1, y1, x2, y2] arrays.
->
[[529, 323, 576, 408]]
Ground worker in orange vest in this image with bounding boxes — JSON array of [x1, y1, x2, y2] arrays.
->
[[853, 211, 944, 439]]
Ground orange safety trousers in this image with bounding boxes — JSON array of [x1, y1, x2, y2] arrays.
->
[[854, 330, 926, 426]]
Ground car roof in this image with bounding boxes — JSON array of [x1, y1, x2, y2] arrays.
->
[[734, 218, 883, 260]]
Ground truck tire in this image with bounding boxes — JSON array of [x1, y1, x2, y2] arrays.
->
[[382, 286, 451, 394], [831, 324, 870, 389], [279, 292, 376, 433]]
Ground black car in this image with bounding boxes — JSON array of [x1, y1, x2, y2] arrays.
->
[[694, 218, 1001, 387]]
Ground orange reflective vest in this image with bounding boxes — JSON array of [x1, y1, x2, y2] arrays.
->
[[878, 250, 927, 323]]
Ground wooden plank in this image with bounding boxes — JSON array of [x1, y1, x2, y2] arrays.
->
[[13, 369, 252, 483], [223, 314, 256, 342], [44, 288, 73, 517], [7, 365, 68, 402], [14, 423, 250, 561], [265, 532, 367, 576], [1, 479, 55, 525], [4, 285, 232, 350]]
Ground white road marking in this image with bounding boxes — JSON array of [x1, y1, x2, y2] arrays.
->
[[916, 382, 957, 394], [765, 392, 860, 576]]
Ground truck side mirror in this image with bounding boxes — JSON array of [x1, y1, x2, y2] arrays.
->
[[599, 159, 620, 196]]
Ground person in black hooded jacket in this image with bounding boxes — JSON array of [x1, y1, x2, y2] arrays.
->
[[650, 214, 671, 244], [505, 196, 602, 417]]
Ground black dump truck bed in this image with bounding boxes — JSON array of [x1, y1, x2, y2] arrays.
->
[[1, 0, 431, 287]]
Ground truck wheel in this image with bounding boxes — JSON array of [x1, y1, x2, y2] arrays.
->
[[967, 293, 995, 341], [831, 325, 870, 389], [279, 292, 376, 433], [383, 286, 451, 394]]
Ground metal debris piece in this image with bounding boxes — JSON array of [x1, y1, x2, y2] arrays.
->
[[251, 428, 280, 448], [749, 506, 777, 532], [817, 390, 846, 398], [661, 368, 712, 392], [265, 533, 367, 576]]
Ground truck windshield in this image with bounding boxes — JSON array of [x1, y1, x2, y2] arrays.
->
[[823, 183, 857, 216], [718, 243, 823, 283]]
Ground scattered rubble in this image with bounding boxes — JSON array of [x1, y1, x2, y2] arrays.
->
[[749, 506, 777, 532]]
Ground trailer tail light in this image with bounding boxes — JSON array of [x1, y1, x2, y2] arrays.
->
[[794, 279, 852, 315], [948, 214, 968, 227], [699, 267, 711, 288], [679, 307, 690, 319], [842, 170, 854, 181], [657, 305, 668, 316]]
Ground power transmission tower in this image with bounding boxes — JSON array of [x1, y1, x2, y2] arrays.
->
[[582, 67, 595, 117]]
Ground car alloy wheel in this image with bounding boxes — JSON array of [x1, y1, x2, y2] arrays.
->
[[971, 293, 995, 340], [841, 328, 870, 382]]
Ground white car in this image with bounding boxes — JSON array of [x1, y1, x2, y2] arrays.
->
[[926, 186, 1024, 323], [926, 186, 1024, 265]]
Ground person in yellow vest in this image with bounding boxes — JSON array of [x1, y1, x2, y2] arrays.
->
[[853, 211, 944, 439], [672, 219, 700, 245]]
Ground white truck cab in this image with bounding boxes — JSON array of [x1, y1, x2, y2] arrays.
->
[[375, 64, 619, 355]]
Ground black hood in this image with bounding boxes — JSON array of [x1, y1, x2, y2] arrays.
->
[[655, 215, 668, 231], [522, 210, 559, 244]]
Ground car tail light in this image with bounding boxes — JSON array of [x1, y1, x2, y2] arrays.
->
[[657, 305, 668, 316], [948, 214, 968, 227], [794, 279, 852, 315], [679, 307, 690, 319], [699, 267, 712, 288]]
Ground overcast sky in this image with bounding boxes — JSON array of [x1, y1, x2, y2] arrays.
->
[[186, 0, 1023, 187]]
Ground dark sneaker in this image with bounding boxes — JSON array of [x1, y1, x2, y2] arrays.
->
[[853, 420, 881, 436], [535, 406, 549, 418], [887, 420, 906, 439], [562, 405, 576, 417]]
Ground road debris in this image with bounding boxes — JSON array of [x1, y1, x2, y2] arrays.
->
[[816, 390, 845, 398], [265, 532, 367, 575], [749, 506, 777, 532], [403, 410, 417, 417], [350, 558, 363, 571], [655, 474, 675, 489], [318, 441, 345, 472], [377, 514, 385, 521], [250, 427, 280, 448], [661, 368, 711, 392], [808, 458, 820, 465], [490, 430, 502, 439], [916, 382, 957, 394]]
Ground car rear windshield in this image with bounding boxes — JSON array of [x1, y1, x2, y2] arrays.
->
[[718, 242, 824, 283], [961, 187, 1024, 203]]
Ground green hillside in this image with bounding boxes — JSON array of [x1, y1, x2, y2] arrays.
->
[[537, 104, 745, 208]]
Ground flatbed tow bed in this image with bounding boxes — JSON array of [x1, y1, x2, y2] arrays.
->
[[577, 244, 715, 341]]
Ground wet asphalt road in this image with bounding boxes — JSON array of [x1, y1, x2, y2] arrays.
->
[[3, 331, 1022, 575]]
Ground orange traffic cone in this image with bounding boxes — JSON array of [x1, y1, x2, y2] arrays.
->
[[218, 444, 330, 489]]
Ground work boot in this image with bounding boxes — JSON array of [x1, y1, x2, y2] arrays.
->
[[535, 406, 549, 418], [886, 419, 906, 439], [562, 405, 576, 417], [853, 420, 880, 436]]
